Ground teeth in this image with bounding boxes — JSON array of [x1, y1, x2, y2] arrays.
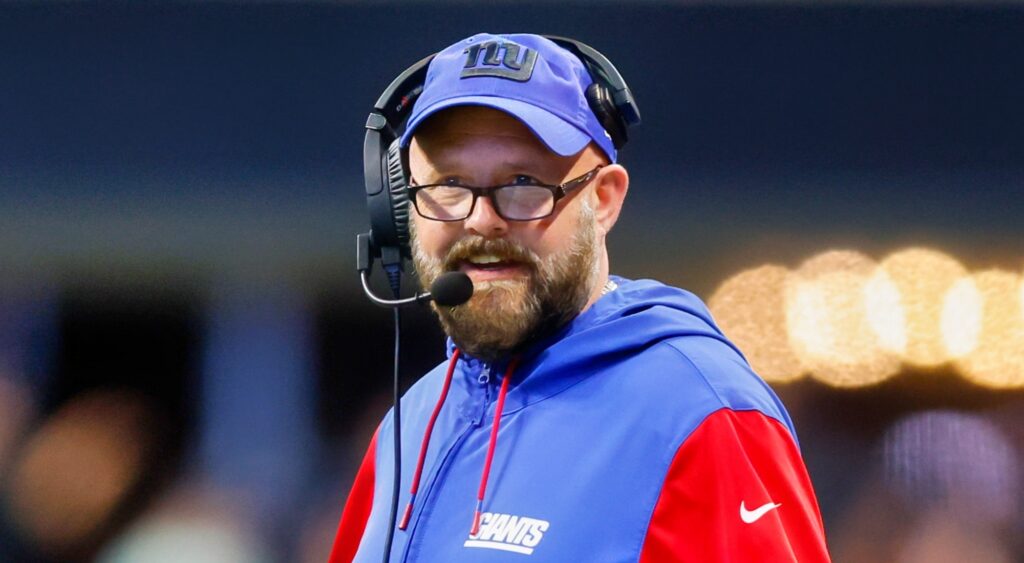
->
[[469, 254, 504, 265]]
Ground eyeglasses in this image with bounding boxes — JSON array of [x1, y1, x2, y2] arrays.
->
[[409, 165, 604, 222]]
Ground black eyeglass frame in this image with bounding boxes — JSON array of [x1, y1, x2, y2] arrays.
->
[[408, 165, 605, 222]]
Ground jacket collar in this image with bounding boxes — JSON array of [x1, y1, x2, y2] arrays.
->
[[443, 276, 734, 415]]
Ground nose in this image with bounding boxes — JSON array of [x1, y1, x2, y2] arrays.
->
[[464, 194, 508, 238]]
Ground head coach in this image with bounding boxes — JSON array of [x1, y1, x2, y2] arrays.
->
[[330, 33, 831, 562]]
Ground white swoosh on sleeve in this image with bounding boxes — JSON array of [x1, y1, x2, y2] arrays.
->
[[739, 501, 782, 524]]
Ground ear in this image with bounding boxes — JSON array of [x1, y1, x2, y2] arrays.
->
[[590, 164, 629, 235]]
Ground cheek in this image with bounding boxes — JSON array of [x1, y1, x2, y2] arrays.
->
[[412, 218, 457, 256], [527, 236, 559, 261], [526, 212, 579, 258]]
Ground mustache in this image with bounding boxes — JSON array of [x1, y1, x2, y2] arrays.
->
[[442, 236, 541, 271]]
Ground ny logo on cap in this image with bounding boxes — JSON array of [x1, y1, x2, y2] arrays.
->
[[461, 40, 538, 82]]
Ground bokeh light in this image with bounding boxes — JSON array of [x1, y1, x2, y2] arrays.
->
[[862, 262, 906, 357], [953, 270, 1024, 389], [711, 248, 1024, 388], [873, 248, 969, 367], [786, 250, 901, 387], [4, 389, 156, 555], [1019, 273, 1024, 326], [883, 410, 1020, 525], [940, 276, 983, 359], [96, 487, 272, 563], [708, 264, 806, 383]]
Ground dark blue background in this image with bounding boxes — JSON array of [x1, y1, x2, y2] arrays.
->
[[2, 3, 1021, 296]]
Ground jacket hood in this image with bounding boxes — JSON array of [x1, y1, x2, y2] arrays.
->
[[447, 276, 746, 414]]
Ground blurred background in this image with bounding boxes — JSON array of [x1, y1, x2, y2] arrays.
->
[[1, 1, 1022, 561]]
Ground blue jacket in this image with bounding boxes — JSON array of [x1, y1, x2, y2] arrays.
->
[[331, 276, 831, 562]]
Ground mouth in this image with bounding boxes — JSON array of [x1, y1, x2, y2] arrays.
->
[[457, 253, 530, 282]]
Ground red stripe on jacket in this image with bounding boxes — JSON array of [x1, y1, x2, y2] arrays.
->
[[640, 409, 831, 562], [329, 429, 378, 563]]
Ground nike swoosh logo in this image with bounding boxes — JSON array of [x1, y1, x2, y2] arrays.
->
[[740, 501, 782, 523]]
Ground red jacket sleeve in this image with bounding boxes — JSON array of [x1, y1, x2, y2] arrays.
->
[[640, 409, 831, 562], [328, 429, 378, 563]]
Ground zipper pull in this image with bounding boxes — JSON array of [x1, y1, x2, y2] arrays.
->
[[475, 365, 492, 426]]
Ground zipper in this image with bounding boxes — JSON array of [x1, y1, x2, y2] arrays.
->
[[399, 362, 494, 562]]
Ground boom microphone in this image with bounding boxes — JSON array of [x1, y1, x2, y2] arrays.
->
[[360, 270, 474, 308]]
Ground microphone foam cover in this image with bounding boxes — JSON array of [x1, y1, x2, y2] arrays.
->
[[430, 272, 474, 307]]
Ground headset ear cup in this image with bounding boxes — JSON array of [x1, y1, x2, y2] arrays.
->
[[385, 140, 411, 254], [585, 83, 627, 149]]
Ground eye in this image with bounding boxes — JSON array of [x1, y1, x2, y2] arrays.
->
[[511, 174, 540, 186], [442, 176, 462, 186]]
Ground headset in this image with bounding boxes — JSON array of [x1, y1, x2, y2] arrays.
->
[[357, 35, 641, 276]]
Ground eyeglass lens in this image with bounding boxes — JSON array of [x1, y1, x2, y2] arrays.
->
[[416, 185, 555, 221]]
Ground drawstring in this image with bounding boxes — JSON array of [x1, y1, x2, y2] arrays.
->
[[397, 350, 519, 536], [471, 358, 519, 536], [398, 349, 460, 530]]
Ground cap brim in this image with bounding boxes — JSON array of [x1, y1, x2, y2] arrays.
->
[[399, 96, 591, 157]]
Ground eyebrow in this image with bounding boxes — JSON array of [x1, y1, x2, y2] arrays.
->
[[413, 159, 559, 185]]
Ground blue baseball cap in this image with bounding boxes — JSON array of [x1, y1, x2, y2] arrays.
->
[[399, 33, 617, 163]]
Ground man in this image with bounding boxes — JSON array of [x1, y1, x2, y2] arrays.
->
[[331, 33, 831, 562]]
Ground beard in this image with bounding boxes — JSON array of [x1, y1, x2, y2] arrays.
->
[[411, 202, 600, 362]]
